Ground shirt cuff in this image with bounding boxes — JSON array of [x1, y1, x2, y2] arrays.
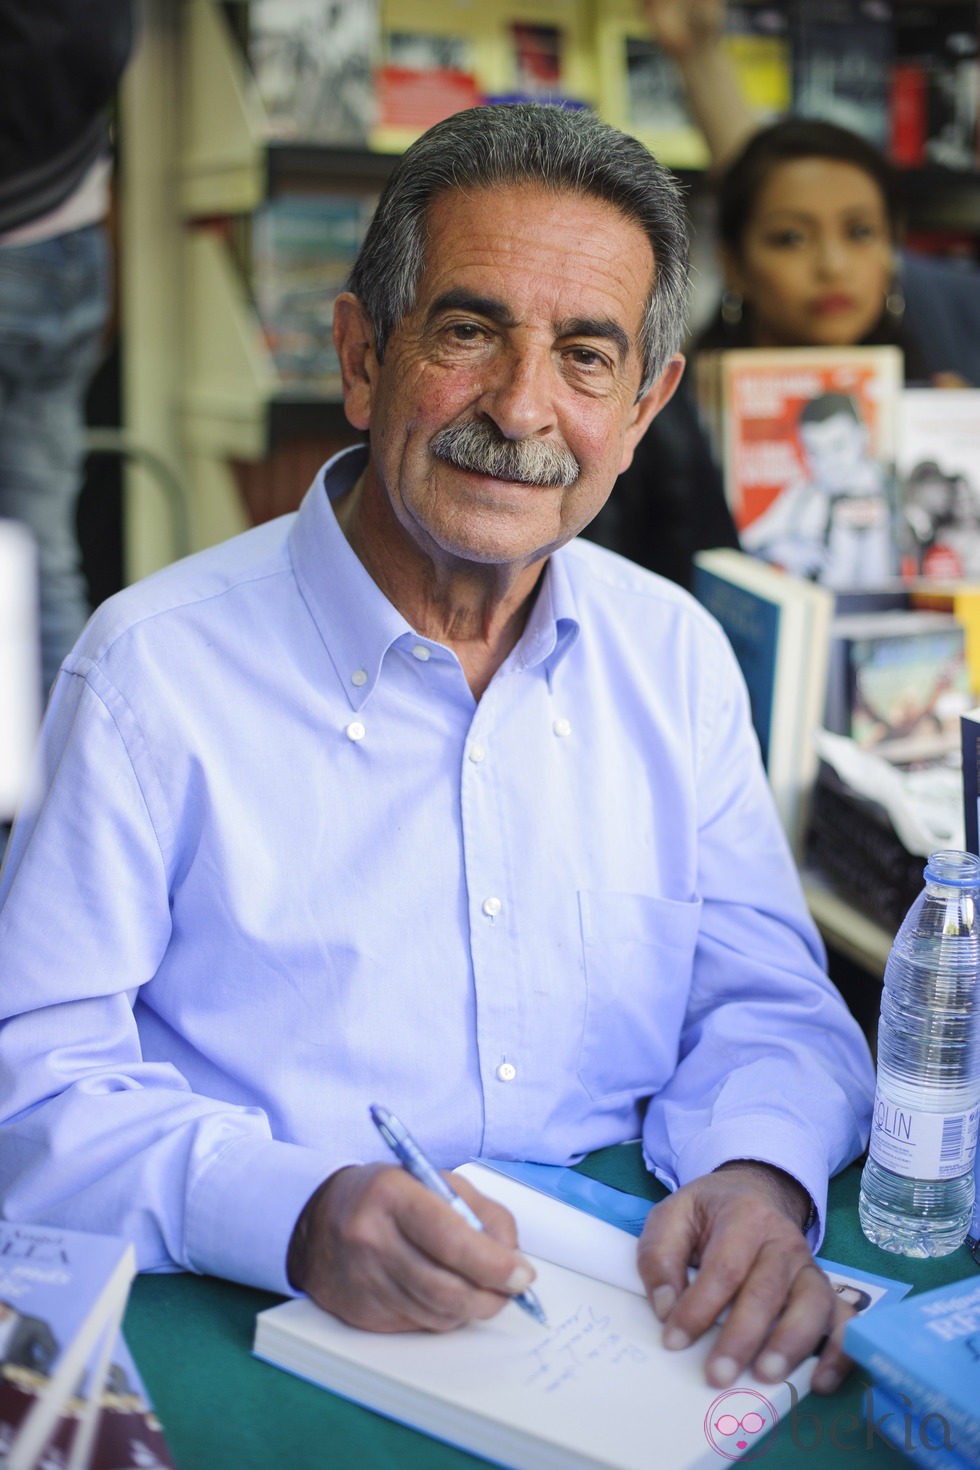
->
[[645, 1116, 829, 1251], [185, 1135, 343, 1294]]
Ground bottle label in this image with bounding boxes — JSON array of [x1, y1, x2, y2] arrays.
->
[[868, 1090, 980, 1180]]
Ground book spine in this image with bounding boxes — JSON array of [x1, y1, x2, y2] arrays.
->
[[962, 714, 980, 856], [859, 1347, 980, 1461], [864, 1384, 974, 1470]]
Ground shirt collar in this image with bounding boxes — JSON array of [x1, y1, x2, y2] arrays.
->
[[288, 444, 581, 708]]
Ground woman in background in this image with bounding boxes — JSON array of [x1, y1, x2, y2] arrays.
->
[[643, 0, 979, 385]]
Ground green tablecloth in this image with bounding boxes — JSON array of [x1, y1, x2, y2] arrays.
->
[[124, 1150, 977, 1470]]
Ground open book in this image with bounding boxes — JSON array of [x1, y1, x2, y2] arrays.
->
[[253, 1163, 816, 1470]]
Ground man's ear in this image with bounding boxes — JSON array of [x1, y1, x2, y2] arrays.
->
[[333, 292, 378, 432], [619, 354, 686, 474]]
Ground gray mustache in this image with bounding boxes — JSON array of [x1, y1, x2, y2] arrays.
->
[[431, 420, 579, 489]]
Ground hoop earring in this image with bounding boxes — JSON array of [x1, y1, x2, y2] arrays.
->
[[885, 280, 905, 322], [721, 289, 743, 326]]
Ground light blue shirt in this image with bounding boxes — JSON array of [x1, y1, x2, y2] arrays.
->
[[0, 447, 874, 1294]]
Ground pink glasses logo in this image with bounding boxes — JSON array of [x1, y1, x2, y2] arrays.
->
[[704, 1388, 780, 1461]]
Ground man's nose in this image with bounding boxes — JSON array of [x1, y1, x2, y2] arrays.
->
[[479, 344, 560, 441]]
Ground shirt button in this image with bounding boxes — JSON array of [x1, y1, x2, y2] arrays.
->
[[351, 669, 368, 687], [496, 1061, 517, 1083], [482, 896, 502, 918], [469, 743, 486, 763], [411, 644, 431, 661], [553, 718, 572, 737], [345, 721, 366, 742]]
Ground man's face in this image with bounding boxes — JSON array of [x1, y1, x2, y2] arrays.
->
[[337, 182, 680, 574], [798, 410, 869, 493]]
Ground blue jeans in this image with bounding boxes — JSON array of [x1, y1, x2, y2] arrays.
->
[[0, 224, 110, 695]]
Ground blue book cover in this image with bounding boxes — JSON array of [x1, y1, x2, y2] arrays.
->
[[692, 561, 780, 766], [845, 1275, 980, 1464], [864, 1383, 974, 1470]]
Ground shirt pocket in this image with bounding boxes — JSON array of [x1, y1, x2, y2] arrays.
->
[[576, 889, 702, 1103]]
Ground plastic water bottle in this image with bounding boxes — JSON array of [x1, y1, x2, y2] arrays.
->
[[859, 849, 980, 1257]]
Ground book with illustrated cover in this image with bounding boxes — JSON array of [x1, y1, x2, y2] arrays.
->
[[789, 0, 895, 147], [254, 1161, 816, 1470], [372, 19, 483, 154], [28, 1332, 177, 1470], [486, 1, 595, 107], [898, 388, 980, 581], [890, 0, 979, 170], [251, 193, 376, 394], [247, 0, 380, 144], [693, 548, 833, 855], [0, 1221, 136, 1470], [0, 520, 39, 824], [845, 1276, 980, 1467], [824, 609, 972, 764], [594, 0, 789, 169], [697, 345, 903, 591], [373, 0, 594, 150]]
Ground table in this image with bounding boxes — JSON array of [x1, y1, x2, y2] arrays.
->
[[124, 1147, 977, 1470]]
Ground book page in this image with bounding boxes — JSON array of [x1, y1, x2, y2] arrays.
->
[[255, 1251, 811, 1470], [453, 1162, 645, 1295]]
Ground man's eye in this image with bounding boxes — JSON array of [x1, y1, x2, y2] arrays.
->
[[567, 347, 608, 369], [447, 321, 487, 341]]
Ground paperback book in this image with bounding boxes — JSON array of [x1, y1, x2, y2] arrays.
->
[[789, 0, 894, 147], [254, 1162, 816, 1470], [696, 345, 903, 591], [863, 1383, 973, 1470], [251, 193, 376, 393], [845, 1275, 980, 1467], [898, 388, 980, 581], [0, 1221, 136, 1470], [890, 0, 979, 170], [823, 608, 972, 764], [594, 0, 789, 169], [247, 0, 379, 144], [693, 547, 834, 855]]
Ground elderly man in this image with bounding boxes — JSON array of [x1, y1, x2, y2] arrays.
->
[[0, 104, 873, 1397]]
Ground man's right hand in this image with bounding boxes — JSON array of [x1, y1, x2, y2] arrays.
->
[[286, 1163, 538, 1332]]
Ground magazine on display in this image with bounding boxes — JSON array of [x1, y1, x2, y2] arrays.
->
[[697, 345, 903, 592], [897, 388, 980, 581]]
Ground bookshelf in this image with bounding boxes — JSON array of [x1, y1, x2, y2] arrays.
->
[[119, 0, 980, 581]]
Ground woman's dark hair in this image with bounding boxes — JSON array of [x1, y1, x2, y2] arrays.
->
[[715, 117, 901, 257]]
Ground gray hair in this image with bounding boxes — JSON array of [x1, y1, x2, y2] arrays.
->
[[347, 103, 691, 395]]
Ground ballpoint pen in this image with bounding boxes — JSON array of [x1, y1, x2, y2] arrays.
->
[[369, 1103, 547, 1326]]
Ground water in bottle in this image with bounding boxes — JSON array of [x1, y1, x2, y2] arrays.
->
[[859, 849, 980, 1257]]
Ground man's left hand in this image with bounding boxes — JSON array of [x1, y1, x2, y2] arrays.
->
[[637, 1162, 852, 1394]]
